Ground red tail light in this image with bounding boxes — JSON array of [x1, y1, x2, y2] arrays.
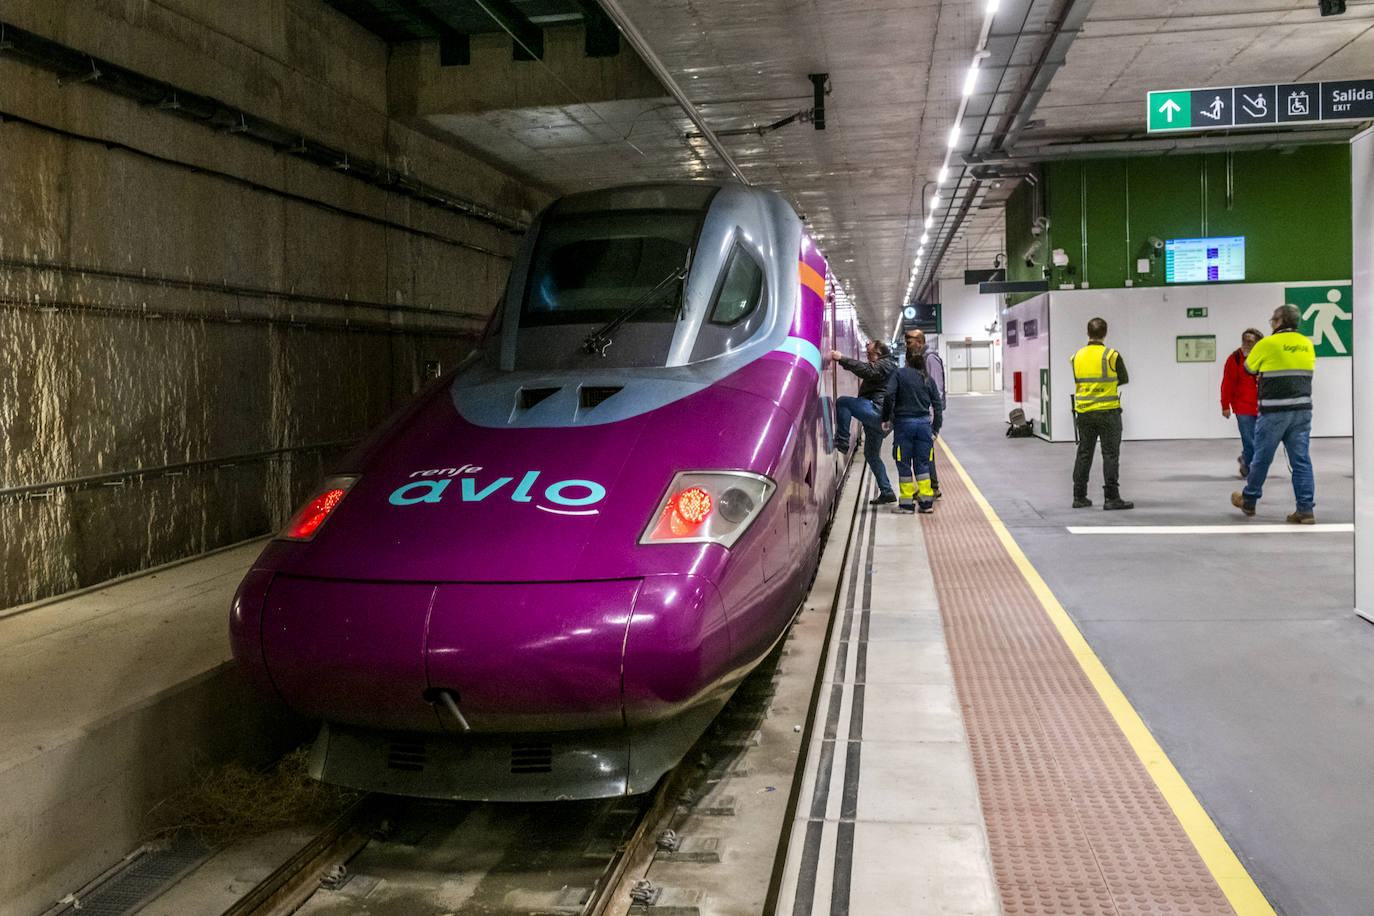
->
[[641, 472, 774, 547], [672, 487, 713, 533], [282, 476, 359, 541]]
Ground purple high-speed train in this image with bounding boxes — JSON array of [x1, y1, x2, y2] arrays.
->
[[230, 182, 865, 801]]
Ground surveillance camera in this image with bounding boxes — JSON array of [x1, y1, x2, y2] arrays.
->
[[1025, 256, 1035, 268], [1149, 236, 1164, 250]]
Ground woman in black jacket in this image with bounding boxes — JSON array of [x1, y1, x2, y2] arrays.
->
[[881, 351, 944, 514]]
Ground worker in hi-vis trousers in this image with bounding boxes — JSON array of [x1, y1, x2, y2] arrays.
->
[[881, 349, 944, 514], [1071, 316, 1134, 510]]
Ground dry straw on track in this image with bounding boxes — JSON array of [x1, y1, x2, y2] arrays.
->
[[147, 747, 360, 846]]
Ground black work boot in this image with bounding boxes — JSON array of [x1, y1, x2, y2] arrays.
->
[[1072, 496, 1092, 508], [1103, 497, 1134, 510]]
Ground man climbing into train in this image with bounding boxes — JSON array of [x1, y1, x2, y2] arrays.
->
[[831, 340, 899, 505]]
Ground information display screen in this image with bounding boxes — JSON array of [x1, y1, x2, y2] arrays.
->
[[1164, 236, 1245, 283]]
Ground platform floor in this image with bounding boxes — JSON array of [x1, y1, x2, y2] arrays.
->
[[947, 394, 1368, 916], [780, 393, 1367, 916]]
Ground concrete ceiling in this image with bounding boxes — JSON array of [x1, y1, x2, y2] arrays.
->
[[329, 0, 1374, 338]]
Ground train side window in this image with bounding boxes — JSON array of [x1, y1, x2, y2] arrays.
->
[[709, 245, 764, 325]]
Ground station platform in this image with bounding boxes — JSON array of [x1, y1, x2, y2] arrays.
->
[[4, 395, 1369, 916], [0, 542, 304, 916], [778, 393, 1369, 916]]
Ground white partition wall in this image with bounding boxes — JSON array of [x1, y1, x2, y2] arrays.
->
[[940, 282, 1003, 391], [1002, 283, 1355, 442], [1002, 295, 1052, 434], [1353, 126, 1373, 623]]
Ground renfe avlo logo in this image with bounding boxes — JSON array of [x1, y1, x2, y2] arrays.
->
[[388, 465, 607, 516]]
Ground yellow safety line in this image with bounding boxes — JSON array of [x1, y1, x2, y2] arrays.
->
[[938, 437, 1275, 916]]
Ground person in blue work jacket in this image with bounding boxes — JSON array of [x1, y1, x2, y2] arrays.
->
[[904, 329, 946, 498], [1231, 303, 1317, 523], [881, 349, 943, 514]]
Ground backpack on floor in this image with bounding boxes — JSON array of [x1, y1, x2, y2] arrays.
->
[[1006, 408, 1034, 438]]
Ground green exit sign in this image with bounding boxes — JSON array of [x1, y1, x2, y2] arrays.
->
[[1149, 91, 1192, 131], [1187, 307, 1208, 318]]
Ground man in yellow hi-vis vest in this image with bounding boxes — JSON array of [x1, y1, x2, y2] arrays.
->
[[1071, 317, 1134, 510]]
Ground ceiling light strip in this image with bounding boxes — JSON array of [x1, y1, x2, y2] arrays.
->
[[595, 0, 750, 185], [909, 0, 1027, 307]]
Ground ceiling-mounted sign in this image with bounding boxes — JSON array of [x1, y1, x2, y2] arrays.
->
[[901, 302, 941, 334], [1147, 79, 1374, 132]]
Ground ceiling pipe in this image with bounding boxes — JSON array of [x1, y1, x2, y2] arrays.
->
[[594, 0, 750, 185], [977, 126, 1366, 162], [1000, 0, 1098, 151], [916, 0, 1090, 304]]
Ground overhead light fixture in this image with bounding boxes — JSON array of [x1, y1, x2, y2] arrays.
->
[[924, 216, 933, 229], [947, 125, 960, 148], [921, 233, 929, 244], [986, 0, 1000, 14], [963, 64, 979, 97], [938, 166, 949, 184], [931, 192, 941, 207]]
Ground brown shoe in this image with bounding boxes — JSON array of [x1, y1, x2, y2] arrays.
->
[[1286, 511, 1315, 525], [1230, 492, 1255, 516]]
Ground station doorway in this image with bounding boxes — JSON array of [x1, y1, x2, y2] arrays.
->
[[946, 340, 996, 394]]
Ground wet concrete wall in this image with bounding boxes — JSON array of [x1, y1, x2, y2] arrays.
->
[[0, 0, 545, 609]]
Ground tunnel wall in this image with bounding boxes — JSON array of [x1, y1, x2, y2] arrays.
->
[[0, 0, 545, 610]]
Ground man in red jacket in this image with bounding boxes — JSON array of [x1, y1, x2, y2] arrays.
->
[[1220, 327, 1263, 478]]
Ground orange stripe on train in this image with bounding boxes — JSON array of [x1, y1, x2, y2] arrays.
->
[[798, 261, 826, 299]]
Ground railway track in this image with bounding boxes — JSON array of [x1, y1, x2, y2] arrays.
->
[[219, 665, 776, 916]]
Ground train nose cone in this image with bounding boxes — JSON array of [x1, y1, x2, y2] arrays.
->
[[425, 580, 638, 732], [622, 575, 734, 724]]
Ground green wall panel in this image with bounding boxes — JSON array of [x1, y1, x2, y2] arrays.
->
[[1005, 144, 1352, 303]]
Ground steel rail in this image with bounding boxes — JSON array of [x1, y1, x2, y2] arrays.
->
[[220, 796, 382, 916]]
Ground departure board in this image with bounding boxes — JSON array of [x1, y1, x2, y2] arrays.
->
[[1165, 236, 1245, 283]]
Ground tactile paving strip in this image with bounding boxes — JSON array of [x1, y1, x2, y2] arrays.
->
[[921, 451, 1237, 916]]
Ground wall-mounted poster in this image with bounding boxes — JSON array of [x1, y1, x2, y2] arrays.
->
[[1023, 319, 1039, 339], [1006, 319, 1019, 347], [1176, 335, 1216, 363]]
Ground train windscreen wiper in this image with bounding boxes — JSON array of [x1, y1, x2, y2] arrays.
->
[[581, 253, 690, 357]]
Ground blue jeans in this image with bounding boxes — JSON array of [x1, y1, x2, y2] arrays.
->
[[835, 396, 892, 495], [1235, 413, 1256, 469], [1242, 410, 1314, 511], [891, 416, 934, 508]]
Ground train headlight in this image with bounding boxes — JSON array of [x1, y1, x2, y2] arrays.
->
[[641, 471, 775, 547], [281, 475, 360, 541]]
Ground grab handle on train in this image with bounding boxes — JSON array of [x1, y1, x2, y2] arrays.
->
[[434, 688, 471, 732]]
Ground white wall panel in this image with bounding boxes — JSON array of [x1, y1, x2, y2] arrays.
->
[[939, 283, 1003, 390], [1352, 127, 1373, 622], [1002, 295, 1052, 435], [1009, 283, 1353, 442]]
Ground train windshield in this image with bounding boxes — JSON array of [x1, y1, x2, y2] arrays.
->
[[521, 210, 702, 327]]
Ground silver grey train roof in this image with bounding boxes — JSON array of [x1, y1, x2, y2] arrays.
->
[[454, 182, 808, 428]]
